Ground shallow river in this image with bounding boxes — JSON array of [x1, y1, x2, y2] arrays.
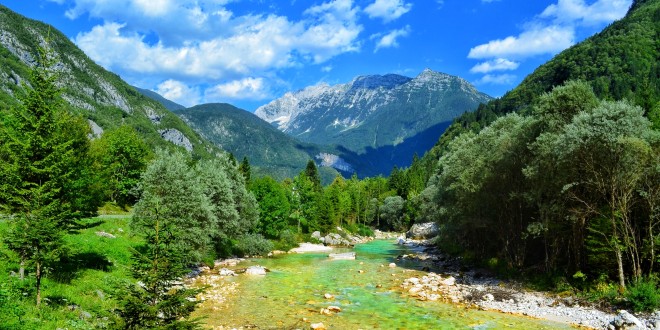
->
[[197, 240, 574, 329]]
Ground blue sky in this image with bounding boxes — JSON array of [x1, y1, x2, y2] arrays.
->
[[4, 0, 631, 110]]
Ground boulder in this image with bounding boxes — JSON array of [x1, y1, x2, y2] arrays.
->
[[312, 231, 322, 240], [289, 243, 333, 253], [244, 266, 267, 275], [324, 293, 334, 300], [219, 268, 236, 276], [389, 262, 397, 268], [610, 310, 644, 329], [406, 222, 440, 239]]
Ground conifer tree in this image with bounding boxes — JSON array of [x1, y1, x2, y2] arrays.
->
[[0, 46, 98, 306]]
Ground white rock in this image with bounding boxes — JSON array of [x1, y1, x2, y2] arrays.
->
[[389, 262, 397, 268], [244, 266, 267, 275]]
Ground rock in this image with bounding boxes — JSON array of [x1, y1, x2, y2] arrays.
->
[[290, 243, 333, 253], [406, 222, 440, 239], [95, 231, 116, 239], [310, 322, 326, 330], [328, 252, 356, 260], [397, 236, 406, 245], [244, 266, 267, 275], [312, 231, 322, 240], [610, 310, 644, 329], [219, 268, 236, 276], [320, 308, 333, 316], [483, 293, 494, 302], [324, 293, 334, 300], [158, 128, 193, 151], [441, 276, 456, 286], [389, 263, 396, 268], [327, 306, 341, 312]]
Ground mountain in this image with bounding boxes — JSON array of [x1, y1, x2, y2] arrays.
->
[[135, 87, 185, 111], [174, 103, 345, 183], [255, 69, 492, 175], [0, 5, 217, 157]]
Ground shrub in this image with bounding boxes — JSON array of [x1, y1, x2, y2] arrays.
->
[[625, 278, 660, 312], [234, 233, 274, 257], [274, 230, 299, 251]]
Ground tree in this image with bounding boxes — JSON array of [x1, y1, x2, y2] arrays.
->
[[379, 196, 405, 231], [250, 176, 291, 239], [238, 156, 251, 184], [131, 149, 215, 263], [90, 125, 151, 207], [303, 160, 322, 191], [117, 212, 200, 329], [0, 47, 99, 306]]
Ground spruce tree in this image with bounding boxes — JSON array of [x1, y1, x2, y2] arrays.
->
[[0, 47, 98, 306]]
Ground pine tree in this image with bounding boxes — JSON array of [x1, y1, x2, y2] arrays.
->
[[0, 46, 99, 306]]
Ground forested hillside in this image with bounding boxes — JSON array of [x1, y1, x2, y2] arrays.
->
[[404, 0, 660, 296], [0, 5, 217, 158]]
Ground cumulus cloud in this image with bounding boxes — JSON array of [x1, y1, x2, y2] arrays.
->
[[65, 0, 364, 105], [470, 58, 519, 73], [155, 79, 201, 107], [475, 74, 517, 85], [205, 78, 269, 101], [468, 25, 574, 59], [364, 0, 412, 23], [372, 25, 411, 52], [540, 0, 631, 26], [467, 0, 629, 87]]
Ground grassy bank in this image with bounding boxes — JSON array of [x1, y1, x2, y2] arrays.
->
[[0, 215, 139, 329]]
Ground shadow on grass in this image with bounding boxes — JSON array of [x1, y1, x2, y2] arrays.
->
[[69, 219, 105, 232], [51, 252, 113, 284]]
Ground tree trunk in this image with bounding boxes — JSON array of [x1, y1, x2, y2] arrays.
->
[[615, 248, 626, 291], [19, 259, 25, 280], [35, 261, 42, 307]]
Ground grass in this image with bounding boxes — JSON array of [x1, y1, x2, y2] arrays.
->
[[0, 215, 141, 329]]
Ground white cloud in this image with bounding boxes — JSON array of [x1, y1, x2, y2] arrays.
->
[[155, 79, 200, 107], [540, 0, 631, 26], [468, 25, 574, 59], [205, 78, 269, 100], [321, 65, 333, 72], [481, 0, 501, 3], [372, 25, 411, 52], [470, 58, 519, 74], [364, 0, 412, 23], [68, 0, 363, 105], [475, 74, 517, 85]]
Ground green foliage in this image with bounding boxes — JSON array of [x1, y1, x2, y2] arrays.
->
[[0, 46, 101, 307], [625, 278, 660, 312], [90, 125, 151, 207], [250, 176, 291, 239], [116, 218, 201, 329], [234, 233, 274, 257], [132, 149, 215, 263]]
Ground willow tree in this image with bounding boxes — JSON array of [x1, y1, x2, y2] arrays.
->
[[0, 47, 98, 306]]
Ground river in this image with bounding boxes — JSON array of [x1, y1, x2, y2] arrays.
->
[[194, 240, 574, 329]]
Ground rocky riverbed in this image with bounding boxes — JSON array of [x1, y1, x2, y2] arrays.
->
[[395, 236, 660, 329]]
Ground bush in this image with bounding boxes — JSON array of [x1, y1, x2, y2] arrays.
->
[[274, 230, 299, 251], [625, 278, 660, 312], [234, 233, 274, 257]]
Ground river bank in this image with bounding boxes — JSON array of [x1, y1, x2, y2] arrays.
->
[[395, 237, 660, 329]]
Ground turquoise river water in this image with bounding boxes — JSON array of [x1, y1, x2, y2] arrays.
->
[[197, 240, 574, 329]]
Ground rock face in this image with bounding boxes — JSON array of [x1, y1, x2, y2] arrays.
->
[[158, 128, 193, 151], [255, 69, 492, 176], [406, 222, 440, 239]]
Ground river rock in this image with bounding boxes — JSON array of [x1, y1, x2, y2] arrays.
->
[[290, 243, 333, 253], [389, 262, 397, 268], [312, 231, 322, 240], [441, 276, 456, 286], [310, 322, 326, 330], [219, 268, 236, 276], [324, 293, 334, 300], [609, 310, 644, 329], [327, 306, 341, 312], [328, 252, 356, 260], [406, 222, 439, 239], [244, 266, 267, 275]]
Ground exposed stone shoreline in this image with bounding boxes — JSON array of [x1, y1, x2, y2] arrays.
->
[[396, 237, 660, 329]]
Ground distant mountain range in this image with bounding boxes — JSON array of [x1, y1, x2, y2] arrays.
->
[[255, 69, 492, 175], [173, 103, 343, 183], [0, 5, 217, 158]]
